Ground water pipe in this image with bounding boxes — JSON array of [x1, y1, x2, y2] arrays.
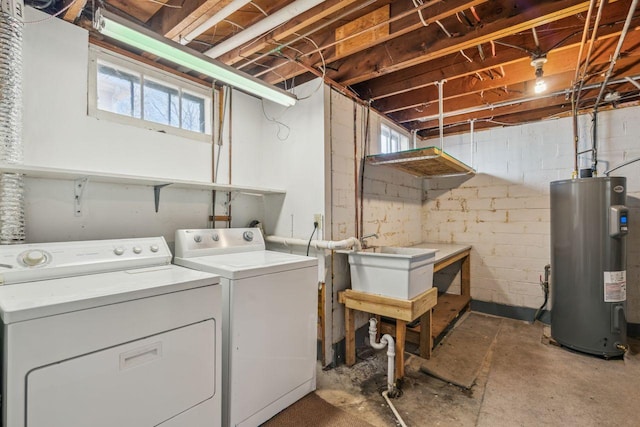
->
[[265, 235, 362, 251], [368, 318, 407, 427]]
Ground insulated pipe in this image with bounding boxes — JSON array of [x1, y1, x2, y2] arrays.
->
[[0, 0, 26, 244], [265, 235, 362, 251], [368, 318, 396, 394], [204, 0, 325, 58], [179, 0, 252, 45]]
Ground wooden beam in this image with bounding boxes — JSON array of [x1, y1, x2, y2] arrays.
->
[[260, 0, 489, 84], [377, 27, 640, 115], [358, 1, 636, 101], [327, 0, 593, 86], [148, 0, 235, 41], [62, 0, 88, 23], [218, 0, 365, 65]]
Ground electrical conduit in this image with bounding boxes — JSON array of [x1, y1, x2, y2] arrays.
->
[[368, 318, 407, 427], [0, 0, 26, 243]]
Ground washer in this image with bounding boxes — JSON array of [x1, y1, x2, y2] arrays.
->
[[174, 228, 318, 427], [0, 237, 222, 427]]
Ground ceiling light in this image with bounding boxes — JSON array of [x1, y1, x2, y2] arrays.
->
[[534, 79, 547, 94], [531, 55, 548, 94], [93, 8, 296, 107]]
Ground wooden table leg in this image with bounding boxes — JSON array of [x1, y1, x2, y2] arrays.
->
[[345, 306, 356, 366], [395, 320, 406, 380], [461, 253, 471, 300], [419, 309, 432, 359]]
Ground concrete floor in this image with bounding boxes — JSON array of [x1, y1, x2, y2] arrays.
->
[[316, 313, 640, 427]]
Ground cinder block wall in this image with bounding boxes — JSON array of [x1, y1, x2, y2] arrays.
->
[[422, 107, 640, 323]]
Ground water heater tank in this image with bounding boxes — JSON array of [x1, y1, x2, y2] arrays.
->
[[550, 177, 628, 357]]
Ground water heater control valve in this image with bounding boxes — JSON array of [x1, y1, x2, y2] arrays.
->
[[609, 205, 629, 237]]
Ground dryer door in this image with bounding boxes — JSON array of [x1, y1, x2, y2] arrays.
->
[[26, 319, 216, 427]]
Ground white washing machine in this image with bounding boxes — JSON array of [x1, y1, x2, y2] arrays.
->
[[0, 237, 222, 427], [174, 228, 318, 427]]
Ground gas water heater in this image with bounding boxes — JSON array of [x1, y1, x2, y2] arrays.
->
[[550, 177, 628, 357]]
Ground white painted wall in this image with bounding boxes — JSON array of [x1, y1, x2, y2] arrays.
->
[[422, 107, 640, 322], [228, 82, 327, 238], [21, 8, 214, 243]]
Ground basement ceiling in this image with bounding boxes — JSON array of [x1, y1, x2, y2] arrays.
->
[[43, 0, 640, 139]]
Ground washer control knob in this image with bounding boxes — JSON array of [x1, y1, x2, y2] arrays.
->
[[194, 235, 203, 243], [211, 233, 219, 242], [114, 247, 125, 256], [243, 231, 254, 242], [133, 246, 142, 254], [23, 250, 46, 266], [150, 244, 159, 253]]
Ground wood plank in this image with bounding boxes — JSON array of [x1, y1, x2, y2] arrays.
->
[[432, 294, 471, 338], [340, 287, 437, 321], [62, 0, 87, 23], [335, 5, 389, 58], [355, 0, 633, 100], [419, 311, 432, 359], [218, 0, 364, 65], [434, 250, 471, 272], [395, 320, 406, 380], [345, 305, 356, 366], [376, 27, 640, 115], [366, 147, 473, 177], [261, 0, 488, 84], [148, 0, 234, 41], [461, 254, 471, 299], [330, 0, 593, 86]]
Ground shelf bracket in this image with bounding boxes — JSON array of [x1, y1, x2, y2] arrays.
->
[[153, 184, 171, 213], [74, 177, 88, 217]]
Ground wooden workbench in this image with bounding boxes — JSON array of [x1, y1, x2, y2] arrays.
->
[[340, 243, 471, 380], [338, 287, 437, 380]]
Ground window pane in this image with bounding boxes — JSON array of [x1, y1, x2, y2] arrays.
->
[[143, 79, 179, 127], [390, 130, 399, 153], [182, 92, 206, 133], [97, 64, 141, 118], [380, 124, 391, 154]]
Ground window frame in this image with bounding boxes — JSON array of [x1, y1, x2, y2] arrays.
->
[[88, 45, 213, 142], [379, 121, 412, 154]]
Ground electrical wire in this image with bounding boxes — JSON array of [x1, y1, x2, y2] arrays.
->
[[306, 222, 318, 256], [24, 0, 80, 23]]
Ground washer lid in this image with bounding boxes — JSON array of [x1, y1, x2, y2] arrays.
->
[[0, 265, 219, 324], [174, 250, 317, 279]]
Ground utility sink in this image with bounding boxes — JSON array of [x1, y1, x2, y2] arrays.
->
[[340, 246, 437, 299]]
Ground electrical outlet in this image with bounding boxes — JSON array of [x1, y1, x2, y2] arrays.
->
[[314, 214, 323, 230]]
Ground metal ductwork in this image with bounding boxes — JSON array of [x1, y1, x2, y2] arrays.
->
[[0, 0, 26, 243]]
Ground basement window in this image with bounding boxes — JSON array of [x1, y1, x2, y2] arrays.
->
[[88, 46, 212, 141], [380, 123, 410, 154]]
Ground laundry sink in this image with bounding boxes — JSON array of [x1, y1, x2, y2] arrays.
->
[[340, 246, 437, 299]]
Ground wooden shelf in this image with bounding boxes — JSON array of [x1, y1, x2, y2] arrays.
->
[[366, 146, 475, 177]]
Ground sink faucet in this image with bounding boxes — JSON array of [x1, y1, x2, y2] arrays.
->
[[360, 233, 379, 248]]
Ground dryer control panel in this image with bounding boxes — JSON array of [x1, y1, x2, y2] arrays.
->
[[0, 237, 171, 285]]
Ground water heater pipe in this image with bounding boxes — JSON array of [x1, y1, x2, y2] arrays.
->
[[179, 0, 252, 45], [265, 235, 362, 251]]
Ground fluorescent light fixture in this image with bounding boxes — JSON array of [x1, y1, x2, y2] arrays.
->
[[93, 8, 296, 107]]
